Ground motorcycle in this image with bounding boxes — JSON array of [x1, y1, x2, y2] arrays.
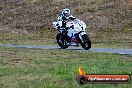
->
[[53, 18, 91, 50]]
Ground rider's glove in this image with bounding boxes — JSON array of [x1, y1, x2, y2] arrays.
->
[[62, 16, 67, 21], [68, 16, 76, 20]]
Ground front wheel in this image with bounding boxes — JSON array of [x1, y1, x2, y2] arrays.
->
[[56, 33, 68, 49], [80, 34, 91, 50]]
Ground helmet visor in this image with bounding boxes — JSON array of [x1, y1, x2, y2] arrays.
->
[[63, 10, 70, 17], [64, 13, 70, 17]]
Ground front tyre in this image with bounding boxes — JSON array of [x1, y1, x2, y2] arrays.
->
[[56, 33, 68, 49], [81, 34, 91, 50]]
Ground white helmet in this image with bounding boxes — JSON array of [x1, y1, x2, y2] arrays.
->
[[62, 8, 71, 17]]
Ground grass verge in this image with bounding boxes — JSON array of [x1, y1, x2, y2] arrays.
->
[[0, 30, 57, 46], [0, 29, 132, 48], [0, 47, 132, 88]]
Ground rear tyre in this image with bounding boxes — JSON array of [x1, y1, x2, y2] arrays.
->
[[56, 33, 68, 49]]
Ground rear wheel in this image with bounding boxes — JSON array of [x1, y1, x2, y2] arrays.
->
[[56, 33, 68, 49]]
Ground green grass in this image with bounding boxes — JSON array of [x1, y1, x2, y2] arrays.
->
[[92, 42, 132, 48], [0, 29, 132, 48], [90, 28, 132, 48], [0, 30, 57, 46], [0, 47, 132, 88]]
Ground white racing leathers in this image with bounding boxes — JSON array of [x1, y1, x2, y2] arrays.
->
[[57, 14, 75, 21]]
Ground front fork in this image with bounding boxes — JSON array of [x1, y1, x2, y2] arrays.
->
[[78, 31, 87, 43]]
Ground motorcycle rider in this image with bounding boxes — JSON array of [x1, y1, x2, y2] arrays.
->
[[57, 8, 76, 28], [53, 9, 90, 48], [56, 8, 76, 44]]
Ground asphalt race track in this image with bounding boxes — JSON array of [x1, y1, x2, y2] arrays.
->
[[0, 44, 132, 55]]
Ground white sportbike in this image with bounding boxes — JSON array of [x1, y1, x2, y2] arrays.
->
[[53, 18, 91, 50]]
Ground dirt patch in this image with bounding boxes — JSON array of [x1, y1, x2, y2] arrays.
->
[[123, 0, 132, 6]]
